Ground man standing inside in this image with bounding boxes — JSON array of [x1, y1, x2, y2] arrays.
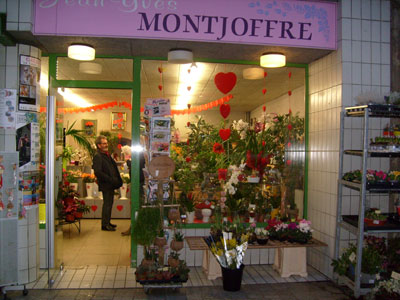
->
[[93, 135, 122, 231]]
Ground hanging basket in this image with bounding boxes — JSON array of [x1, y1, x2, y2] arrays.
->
[[168, 208, 180, 221], [170, 240, 184, 251]]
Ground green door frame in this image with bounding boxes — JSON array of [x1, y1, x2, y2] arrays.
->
[[46, 54, 309, 267]]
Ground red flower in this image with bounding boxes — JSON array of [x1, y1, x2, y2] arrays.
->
[[263, 105, 266, 112], [287, 124, 293, 130], [262, 141, 266, 147], [218, 168, 227, 181], [85, 121, 94, 127], [186, 157, 191, 163], [187, 122, 190, 127], [238, 174, 245, 182], [186, 140, 190, 145], [213, 143, 225, 154]]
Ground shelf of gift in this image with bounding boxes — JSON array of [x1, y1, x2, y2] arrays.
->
[[339, 214, 400, 235], [344, 150, 400, 157], [339, 179, 400, 193], [345, 104, 400, 117], [185, 236, 327, 250]]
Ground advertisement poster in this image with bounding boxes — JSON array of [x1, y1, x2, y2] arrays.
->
[[18, 55, 40, 112], [16, 112, 40, 171], [0, 89, 17, 129], [0, 152, 18, 219]]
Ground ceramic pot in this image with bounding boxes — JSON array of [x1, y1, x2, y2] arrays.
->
[[187, 211, 195, 223], [85, 182, 94, 199], [202, 208, 212, 223], [120, 183, 128, 200]]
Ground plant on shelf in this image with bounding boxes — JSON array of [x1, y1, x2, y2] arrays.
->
[[371, 277, 400, 300], [132, 207, 161, 259], [168, 251, 180, 268], [365, 208, 388, 226], [255, 227, 269, 245], [331, 240, 384, 278], [154, 228, 167, 247], [177, 260, 190, 282], [170, 231, 184, 252], [82, 173, 96, 183]]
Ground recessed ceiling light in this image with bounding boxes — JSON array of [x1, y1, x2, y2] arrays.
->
[[68, 44, 95, 61]]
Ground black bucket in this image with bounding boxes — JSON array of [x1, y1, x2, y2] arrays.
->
[[221, 264, 245, 292]]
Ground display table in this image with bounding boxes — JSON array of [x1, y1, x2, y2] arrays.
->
[[185, 237, 327, 279]]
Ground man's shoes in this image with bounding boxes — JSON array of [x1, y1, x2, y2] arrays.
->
[[101, 225, 116, 231], [109, 223, 117, 228]]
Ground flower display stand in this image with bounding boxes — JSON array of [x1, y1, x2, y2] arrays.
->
[[273, 247, 307, 277]]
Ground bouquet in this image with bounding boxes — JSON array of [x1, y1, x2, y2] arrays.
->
[[120, 173, 130, 184], [204, 228, 249, 270]]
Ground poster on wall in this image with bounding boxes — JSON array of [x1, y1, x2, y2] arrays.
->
[[18, 171, 40, 206], [0, 152, 18, 219], [16, 112, 40, 171], [0, 89, 17, 129], [18, 55, 40, 112]]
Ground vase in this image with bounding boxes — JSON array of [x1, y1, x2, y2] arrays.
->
[[85, 182, 94, 199], [120, 183, 128, 200], [187, 211, 195, 223], [70, 183, 78, 191], [221, 264, 244, 292], [202, 208, 212, 223]]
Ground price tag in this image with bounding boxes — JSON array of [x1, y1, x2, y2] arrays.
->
[[349, 252, 356, 263], [373, 220, 379, 224], [392, 271, 400, 280]]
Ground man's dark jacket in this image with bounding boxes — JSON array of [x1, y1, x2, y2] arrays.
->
[[92, 150, 123, 191]]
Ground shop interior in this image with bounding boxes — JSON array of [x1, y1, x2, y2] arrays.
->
[[38, 54, 307, 270]]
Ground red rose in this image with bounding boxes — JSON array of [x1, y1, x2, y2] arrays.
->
[[186, 157, 191, 163], [287, 124, 293, 130]]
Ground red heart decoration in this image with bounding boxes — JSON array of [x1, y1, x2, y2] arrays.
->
[[219, 104, 231, 119], [262, 88, 267, 95], [91, 205, 97, 212], [158, 67, 163, 73], [263, 105, 266, 112], [264, 71, 267, 78], [219, 129, 231, 141], [288, 72, 292, 78], [288, 90, 292, 96], [214, 72, 237, 94], [158, 85, 163, 91], [117, 205, 123, 211]]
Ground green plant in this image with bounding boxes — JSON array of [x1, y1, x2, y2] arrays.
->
[[173, 231, 184, 242], [169, 251, 180, 260], [65, 121, 95, 159], [157, 228, 165, 238], [76, 199, 90, 214], [178, 191, 195, 213], [365, 208, 387, 221], [132, 207, 161, 248], [144, 248, 157, 261]]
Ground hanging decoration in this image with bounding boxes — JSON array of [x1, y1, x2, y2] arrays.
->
[[286, 70, 292, 164], [158, 63, 163, 95], [214, 72, 237, 94], [219, 103, 231, 119], [39, 95, 233, 115], [219, 128, 231, 141]]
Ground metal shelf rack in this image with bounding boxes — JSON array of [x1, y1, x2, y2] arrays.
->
[[334, 105, 400, 298]]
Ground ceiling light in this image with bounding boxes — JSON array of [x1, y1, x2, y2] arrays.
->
[[79, 62, 102, 74], [168, 49, 193, 64], [243, 67, 264, 80], [68, 44, 95, 61], [260, 52, 286, 68]]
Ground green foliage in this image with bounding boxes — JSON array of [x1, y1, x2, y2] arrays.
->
[[173, 231, 184, 242], [132, 207, 161, 246], [65, 121, 95, 159], [177, 192, 195, 213]]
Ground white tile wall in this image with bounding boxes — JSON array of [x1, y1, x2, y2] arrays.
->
[[307, 0, 391, 281]]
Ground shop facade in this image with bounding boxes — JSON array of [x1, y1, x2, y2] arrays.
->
[[0, 0, 394, 295]]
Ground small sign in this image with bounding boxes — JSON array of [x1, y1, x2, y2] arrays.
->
[[148, 156, 175, 179]]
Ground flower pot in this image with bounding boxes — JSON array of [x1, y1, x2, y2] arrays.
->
[[170, 240, 184, 251], [221, 264, 244, 292], [70, 183, 78, 191], [168, 208, 180, 222], [364, 218, 387, 227], [120, 183, 128, 200], [65, 214, 75, 222], [202, 208, 212, 223], [168, 257, 179, 268], [187, 211, 195, 223], [256, 237, 268, 245], [85, 182, 94, 199], [74, 211, 83, 219], [154, 236, 167, 247]]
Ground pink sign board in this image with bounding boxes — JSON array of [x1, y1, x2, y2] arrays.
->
[[34, 0, 336, 50]]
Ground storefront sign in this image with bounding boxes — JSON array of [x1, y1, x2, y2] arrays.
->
[[34, 0, 336, 50]]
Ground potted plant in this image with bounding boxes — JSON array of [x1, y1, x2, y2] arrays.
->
[[132, 207, 161, 264], [154, 229, 167, 248], [255, 227, 269, 245], [168, 251, 180, 268], [176, 260, 190, 282], [141, 248, 157, 267], [372, 277, 400, 300], [170, 231, 184, 251], [75, 199, 90, 219], [135, 264, 148, 282], [178, 191, 195, 223], [287, 219, 313, 244], [365, 208, 388, 226]]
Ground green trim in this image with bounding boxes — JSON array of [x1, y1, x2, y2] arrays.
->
[[130, 58, 142, 268], [51, 80, 134, 89], [303, 65, 309, 219], [39, 223, 46, 230]]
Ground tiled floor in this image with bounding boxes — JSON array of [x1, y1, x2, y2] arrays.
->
[[4, 282, 353, 299]]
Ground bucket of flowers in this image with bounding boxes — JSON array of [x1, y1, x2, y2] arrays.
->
[[372, 275, 400, 300], [204, 218, 249, 292]]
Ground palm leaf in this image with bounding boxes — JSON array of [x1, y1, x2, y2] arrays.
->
[[65, 121, 95, 158]]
